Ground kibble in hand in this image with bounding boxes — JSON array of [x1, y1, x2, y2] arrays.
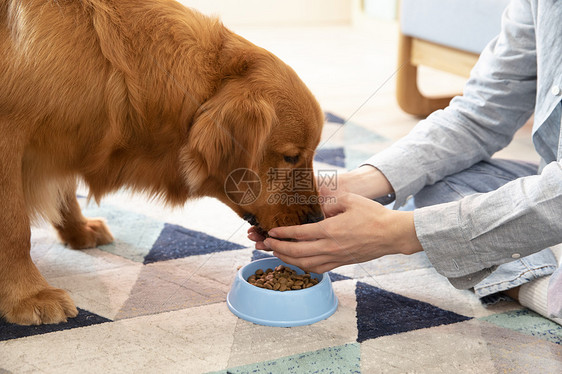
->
[[247, 264, 319, 291]]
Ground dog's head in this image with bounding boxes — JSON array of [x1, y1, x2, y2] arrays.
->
[[181, 39, 324, 232]]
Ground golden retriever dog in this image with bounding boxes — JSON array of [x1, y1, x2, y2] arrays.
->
[[0, 0, 324, 325]]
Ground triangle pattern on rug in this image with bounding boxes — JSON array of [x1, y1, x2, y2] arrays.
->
[[116, 248, 252, 320], [252, 249, 275, 261], [324, 111, 346, 125], [328, 272, 352, 282], [355, 281, 472, 343], [82, 201, 165, 263], [344, 148, 378, 170], [314, 147, 345, 168], [212, 342, 360, 374], [0, 308, 111, 341], [343, 121, 386, 145], [144, 223, 245, 264], [479, 309, 562, 345]]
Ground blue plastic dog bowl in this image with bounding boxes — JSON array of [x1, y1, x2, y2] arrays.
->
[[227, 257, 338, 327]]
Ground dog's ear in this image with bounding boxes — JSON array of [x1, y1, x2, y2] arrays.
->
[[182, 82, 276, 192]]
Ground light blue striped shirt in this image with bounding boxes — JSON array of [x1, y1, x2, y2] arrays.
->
[[365, 0, 562, 303]]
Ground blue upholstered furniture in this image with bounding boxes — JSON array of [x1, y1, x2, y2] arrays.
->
[[396, 0, 510, 116]]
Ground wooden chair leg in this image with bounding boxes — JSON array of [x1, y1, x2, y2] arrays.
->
[[396, 33, 454, 117]]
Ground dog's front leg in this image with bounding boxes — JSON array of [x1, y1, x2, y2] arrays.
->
[[0, 134, 78, 325]]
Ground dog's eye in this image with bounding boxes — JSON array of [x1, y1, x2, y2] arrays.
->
[[283, 155, 300, 164]]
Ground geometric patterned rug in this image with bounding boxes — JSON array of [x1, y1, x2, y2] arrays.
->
[[1, 113, 561, 373]]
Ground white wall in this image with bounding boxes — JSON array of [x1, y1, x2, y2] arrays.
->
[[178, 0, 355, 26]]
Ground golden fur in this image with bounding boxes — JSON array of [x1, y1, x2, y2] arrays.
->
[[0, 0, 324, 325]]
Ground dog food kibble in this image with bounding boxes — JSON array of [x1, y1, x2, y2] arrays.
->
[[246, 265, 319, 291]]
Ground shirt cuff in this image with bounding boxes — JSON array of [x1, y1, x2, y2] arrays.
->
[[362, 148, 422, 208], [415, 202, 499, 289], [414, 200, 490, 280], [448, 268, 496, 290]]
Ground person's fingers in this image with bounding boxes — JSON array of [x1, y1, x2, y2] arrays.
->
[[264, 237, 331, 257], [320, 192, 352, 218], [255, 241, 270, 251], [247, 231, 264, 242], [272, 251, 341, 274], [318, 184, 338, 198], [267, 222, 326, 241], [266, 194, 362, 240], [247, 226, 263, 236], [247, 226, 267, 242], [304, 262, 342, 274]]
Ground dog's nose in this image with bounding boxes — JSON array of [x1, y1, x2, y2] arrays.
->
[[305, 212, 324, 224], [243, 214, 258, 226]]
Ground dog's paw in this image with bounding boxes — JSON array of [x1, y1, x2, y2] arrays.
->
[[58, 218, 114, 249], [3, 287, 78, 325]]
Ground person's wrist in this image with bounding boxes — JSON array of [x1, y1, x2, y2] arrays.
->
[[342, 165, 393, 199], [394, 211, 423, 255]]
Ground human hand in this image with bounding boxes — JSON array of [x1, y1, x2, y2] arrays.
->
[[247, 176, 343, 250], [247, 225, 269, 250], [247, 165, 392, 244], [259, 192, 422, 274]]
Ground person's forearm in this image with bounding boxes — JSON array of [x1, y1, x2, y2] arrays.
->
[[340, 165, 394, 199], [361, 0, 537, 210]]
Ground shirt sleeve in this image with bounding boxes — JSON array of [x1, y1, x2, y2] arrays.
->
[[364, 0, 538, 208], [363, 0, 548, 288], [415, 161, 562, 288]]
